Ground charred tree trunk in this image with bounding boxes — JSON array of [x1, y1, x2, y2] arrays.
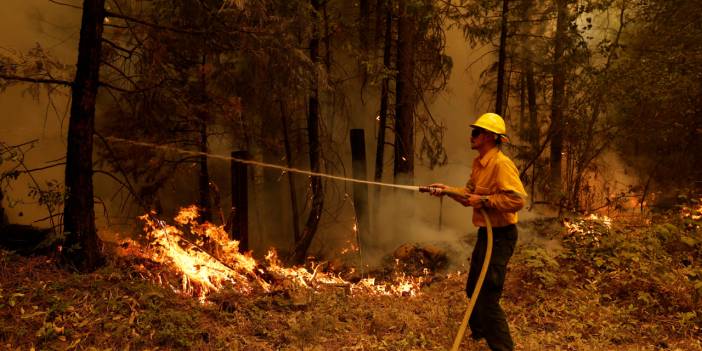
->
[[198, 55, 211, 223], [519, 71, 526, 135], [393, 0, 415, 184], [198, 120, 211, 222], [495, 0, 509, 116], [374, 4, 392, 184], [350, 129, 370, 256], [280, 101, 301, 243], [0, 187, 5, 226], [549, 0, 568, 201], [62, 0, 106, 272], [374, 0, 384, 47], [526, 61, 539, 151], [291, 0, 324, 264], [360, 0, 370, 54], [231, 151, 249, 251]]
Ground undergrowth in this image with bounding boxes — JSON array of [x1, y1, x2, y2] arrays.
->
[[0, 203, 700, 350]]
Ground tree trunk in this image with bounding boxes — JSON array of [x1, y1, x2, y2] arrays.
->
[[549, 0, 568, 201], [290, 0, 324, 264], [62, 0, 106, 272], [526, 61, 539, 151], [393, 0, 415, 184], [359, 0, 370, 53], [374, 4, 392, 184], [198, 54, 211, 223], [519, 72, 526, 135], [495, 0, 509, 116], [0, 187, 6, 226], [374, 0, 384, 48], [198, 119, 211, 222], [280, 100, 301, 243]]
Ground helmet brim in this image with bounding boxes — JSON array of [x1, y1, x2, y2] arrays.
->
[[470, 125, 510, 143]]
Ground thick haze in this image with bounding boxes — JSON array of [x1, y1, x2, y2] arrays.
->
[[0, 1, 540, 263], [0, 0, 79, 226]]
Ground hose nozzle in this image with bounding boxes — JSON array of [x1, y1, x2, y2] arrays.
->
[[419, 185, 442, 194]]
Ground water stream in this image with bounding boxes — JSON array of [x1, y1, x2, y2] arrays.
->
[[105, 136, 421, 192]]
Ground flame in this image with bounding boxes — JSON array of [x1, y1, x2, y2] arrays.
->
[[119, 206, 425, 302], [681, 200, 702, 225], [563, 213, 613, 246]]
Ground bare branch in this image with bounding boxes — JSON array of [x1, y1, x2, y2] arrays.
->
[[48, 0, 82, 10], [5, 139, 39, 149], [94, 132, 149, 211], [101, 38, 135, 56], [24, 162, 66, 173], [98, 81, 131, 93], [105, 11, 210, 36], [0, 74, 72, 86], [32, 212, 63, 223], [100, 60, 138, 87]]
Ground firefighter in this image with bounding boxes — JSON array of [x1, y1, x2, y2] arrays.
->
[[428, 112, 527, 351]]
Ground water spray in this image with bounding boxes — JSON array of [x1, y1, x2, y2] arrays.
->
[[105, 136, 422, 192]]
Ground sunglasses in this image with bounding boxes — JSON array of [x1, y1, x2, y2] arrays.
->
[[471, 128, 485, 138]]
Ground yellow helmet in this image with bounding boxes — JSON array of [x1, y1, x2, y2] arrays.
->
[[471, 113, 509, 142]]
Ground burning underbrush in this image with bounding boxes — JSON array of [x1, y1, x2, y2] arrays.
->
[[113, 206, 429, 303], [1, 205, 701, 349]]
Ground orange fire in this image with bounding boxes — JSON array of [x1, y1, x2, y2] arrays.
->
[[681, 200, 702, 225], [121, 206, 425, 302], [563, 213, 613, 239]]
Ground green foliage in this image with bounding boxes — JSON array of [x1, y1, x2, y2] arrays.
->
[[520, 246, 560, 287], [609, 0, 702, 188]]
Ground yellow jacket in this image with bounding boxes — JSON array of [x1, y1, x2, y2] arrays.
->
[[465, 147, 527, 227]]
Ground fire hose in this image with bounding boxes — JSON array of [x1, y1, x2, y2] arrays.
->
[[419, 186, 493, 350]]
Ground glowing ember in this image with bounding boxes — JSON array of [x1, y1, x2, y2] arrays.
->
[[681, 201, 702, 219], [563, 213, 614, 247], [120, 206, 425, 302], [340, 239, 359, 255]]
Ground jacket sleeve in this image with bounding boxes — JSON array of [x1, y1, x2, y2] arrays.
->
[[487, 160, 527, 212]]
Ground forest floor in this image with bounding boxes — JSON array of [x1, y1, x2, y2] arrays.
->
[[0, 202, 701, 350]]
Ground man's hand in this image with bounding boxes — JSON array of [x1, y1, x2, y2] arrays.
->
[[427, 183, 447, 196], [466, 194, 484, 208]]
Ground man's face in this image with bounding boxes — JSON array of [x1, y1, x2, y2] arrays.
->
[[470, 127, 488, 150]]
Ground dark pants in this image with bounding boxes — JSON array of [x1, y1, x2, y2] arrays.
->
[[465, 224, 518, 351]]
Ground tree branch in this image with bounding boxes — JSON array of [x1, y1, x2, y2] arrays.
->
[[105, 11, 210, 36], [48, 0, 82, 10], [0, 74, 72, 86], [24, 162, 66, 173], [98, 81, 131, 93], [101, 38, 135, 56]]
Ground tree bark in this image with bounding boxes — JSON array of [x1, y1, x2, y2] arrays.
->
[[374, 4, 392, 184], [291, 0, 324, 264], [519, 72, 526, 135], [526, 61, 539, 151], [198, 55, 211, 223], [359, 0, 370, 53], [495, 0, 509, 116], [198, 119, 211, 222], [280, 100, 301, 243], [393, 0, 415, 184], [549, 0, 568, 200], [62, 0, 106, 272]]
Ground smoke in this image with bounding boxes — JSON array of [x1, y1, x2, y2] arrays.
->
[[0, 0, 79, 226]]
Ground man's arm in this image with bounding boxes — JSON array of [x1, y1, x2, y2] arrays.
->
[[486, 161, 527, 212]]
